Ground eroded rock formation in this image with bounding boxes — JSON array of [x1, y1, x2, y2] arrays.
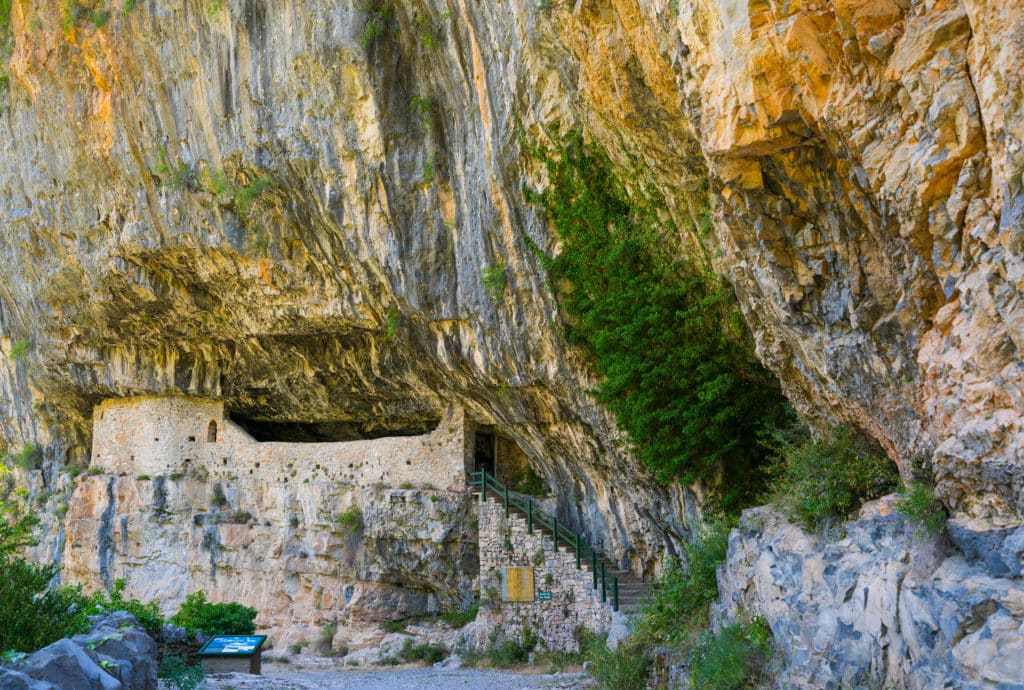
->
[[1, 0, 1023, 682]]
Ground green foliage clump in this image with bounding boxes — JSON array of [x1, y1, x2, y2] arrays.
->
[[487, 627, 539, 668], [7, 444, 42, 470], [481, 264, 506, 302], [439, 600, 479, 628], [9, 340, 30, 362], [361, 1, 393, 49], [633, 519, 730, 647], [381, 619, 407, 633], [384, 308, 400, 340], [767, 424, 900, 530], [158, 654, 206, 690], [895, 482, 946, 536], [582, 634, 650, 690], [335, 506, 362, 531], [169, 591, 257, 636], [398, 638, 447, 664], [511, 465, 545, 496], [529, 131, 788, 505], [0, 514, 91, 653], [689, 618, 774, 690], [87, 578, 163, 637]]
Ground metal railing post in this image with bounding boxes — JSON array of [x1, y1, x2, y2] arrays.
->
[[592, 550, 598, 589], [527, 500, 533, 534], [479, 471, 485, 504], [503, 483, 509, 518], [575, 533, 580, 569], [600, 562, 607, 603], [552, 515, 558, 550], [613, 576, 619, 612]]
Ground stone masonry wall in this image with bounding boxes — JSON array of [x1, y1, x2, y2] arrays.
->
[[60, 396, 479, 641], [478, 497, 610, 653], [91, 396, 471, 491]]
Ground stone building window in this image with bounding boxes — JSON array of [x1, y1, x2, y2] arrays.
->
[[207, 421, 218, 442]]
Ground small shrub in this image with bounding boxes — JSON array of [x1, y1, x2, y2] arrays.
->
[[481, 264, 506, 302], [633, 519, 730, 646], [512, 465, 545, 496], [583, 634, 650, 690], [169, 471, 185, 481], [384, 308, 400, 340], [399, 638, 447, 664], [87, 466, 104, 476], [335, 506, 362, 531], [895, 482, 946, 536], [399, 481, 413, 490], [317, 621, 338, 654], [169, 591, 257, 636], [157, 654, 205, 690], [689, 618, 774, 690], [87, 578, 163, 637], [137, 474, 151, 481], [288, 641, 304, 654], [226, 510, 252, 524], [8, 444, 42, 470], [487, 628, 538, 668], [439, 600, 479, 628], [8, 340, 29, 361], [381, 619, 407, 633], [767, 425, 900, 530]]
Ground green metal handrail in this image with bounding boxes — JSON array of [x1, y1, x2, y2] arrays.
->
[[469, 469, 619, 612]]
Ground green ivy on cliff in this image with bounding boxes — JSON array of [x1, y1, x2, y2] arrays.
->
[[529, 131, 788, 506], [0, 0, 12, 96]]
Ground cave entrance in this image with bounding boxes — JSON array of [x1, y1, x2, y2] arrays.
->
[[474, 431, 496, 477], [228, 413, 440, 443]]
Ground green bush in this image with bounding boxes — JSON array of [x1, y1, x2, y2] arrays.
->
[[487, 627, 539, 668], [158, 654, 205, 690], [511, 465, 545, 496], [169, 591, 257, 636], [633, 520, 730, 647], [767, 425, 900, 530], [529, 131, 788, 508], [689, 618, 774, 690], [7, 444, 42, 470], [87, 578, 163, 637], [583, 636, 650, 690], [399, 639, 447, 664], [895, 482, 946, 536], [0, 514, 90, 653], [335, 506, 362, 531], [440, 600, 479, 628]]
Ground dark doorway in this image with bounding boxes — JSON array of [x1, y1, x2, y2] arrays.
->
[[474, 432, 495, 477]]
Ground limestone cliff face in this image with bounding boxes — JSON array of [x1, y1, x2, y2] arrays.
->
[[0, 0, 1023, 642]]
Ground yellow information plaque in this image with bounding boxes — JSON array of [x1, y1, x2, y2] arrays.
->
[[501, 566, 536, 602]]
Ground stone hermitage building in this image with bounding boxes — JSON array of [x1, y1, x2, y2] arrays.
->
[[62, 396, 625, 651]]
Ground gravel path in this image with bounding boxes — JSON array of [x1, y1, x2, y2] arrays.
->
[[198, 668, 592, 689]]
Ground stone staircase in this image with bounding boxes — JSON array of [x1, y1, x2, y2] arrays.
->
[[473, 470, 652, 617]]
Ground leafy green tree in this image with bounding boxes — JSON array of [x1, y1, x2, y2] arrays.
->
[[0, 514, 90, 652]]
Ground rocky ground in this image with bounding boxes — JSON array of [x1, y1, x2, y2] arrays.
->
[[188, 667, 591, 690]]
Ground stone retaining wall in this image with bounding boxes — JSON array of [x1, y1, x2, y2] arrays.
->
[[478, 497, 610, 652]]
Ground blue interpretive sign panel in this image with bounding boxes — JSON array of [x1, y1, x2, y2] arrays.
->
[[198, 636, 267, 657], [537, 591, 553, 601]]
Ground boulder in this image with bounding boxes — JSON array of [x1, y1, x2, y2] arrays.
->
[[947, 517, 1024, 578], [19, 639, 120, 690], [73, 612, 159, 690], [0, 667, 57, 690]]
